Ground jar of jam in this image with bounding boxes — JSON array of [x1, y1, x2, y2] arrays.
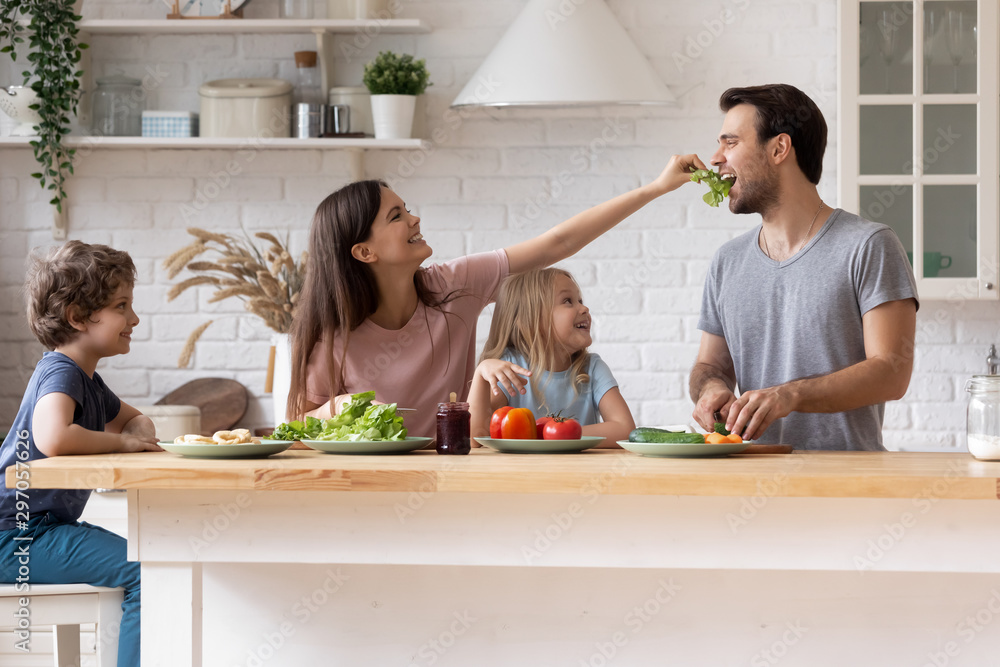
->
[[436, 399, 470, 455]]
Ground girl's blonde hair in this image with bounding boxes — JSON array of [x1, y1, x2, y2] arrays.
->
[[480, 268, 590, 413]]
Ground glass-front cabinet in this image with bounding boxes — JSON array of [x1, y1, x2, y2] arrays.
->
[[839, 0, 999, 299]]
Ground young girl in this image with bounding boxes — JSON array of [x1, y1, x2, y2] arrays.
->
[[469, 269, 634, 447], [287, 156, 695, 437]]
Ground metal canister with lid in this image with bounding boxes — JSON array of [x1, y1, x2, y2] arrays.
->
[[966, 348, 1000, 460], [328, 86, 373, 136]]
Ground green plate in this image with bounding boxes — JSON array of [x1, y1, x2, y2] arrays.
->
[[617, 440, 749, 458], [160, 439, 292, 459], [475, 436, 604, 454], [300, 436, 433, 454]]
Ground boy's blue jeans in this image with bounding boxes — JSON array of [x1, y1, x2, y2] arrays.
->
[[0, 513, 141, 666]]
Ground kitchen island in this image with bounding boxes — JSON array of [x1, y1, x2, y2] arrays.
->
[[11, 449, 1000, 666]]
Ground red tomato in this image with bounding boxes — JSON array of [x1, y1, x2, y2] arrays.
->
[[490, 406, 513, 439], [536, 415, 554, 433], [542, 417, 582, 440], [500, 408, 537, 439]]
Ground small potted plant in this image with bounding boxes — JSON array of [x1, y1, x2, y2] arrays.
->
[[362, 51, 430, 140]]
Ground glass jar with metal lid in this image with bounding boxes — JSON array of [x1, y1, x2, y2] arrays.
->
[[91, 74, 144, 137], [966, 374, 1000, 460]]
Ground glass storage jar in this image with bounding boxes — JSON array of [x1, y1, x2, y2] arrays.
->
[[91, 74, 143, 137], [966, 375, 1000, 460]]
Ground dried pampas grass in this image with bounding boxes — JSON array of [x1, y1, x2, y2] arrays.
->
[[163, 228, 308, 368]]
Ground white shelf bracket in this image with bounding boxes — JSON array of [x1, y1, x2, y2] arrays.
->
[[315, 29, 334, 99], [348, 149, 364, 181], [52, 205, 67, 241]]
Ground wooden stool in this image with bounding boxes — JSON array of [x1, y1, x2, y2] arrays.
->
[[0, 583, 123, 667]]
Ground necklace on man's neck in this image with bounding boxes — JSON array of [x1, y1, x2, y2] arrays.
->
[[761, 201, 825, 261]]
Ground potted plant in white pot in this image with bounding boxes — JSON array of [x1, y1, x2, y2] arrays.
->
[[362, 51, 430, 140]]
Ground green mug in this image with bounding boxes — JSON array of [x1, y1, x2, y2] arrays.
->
[[905, 251, 953, 277]]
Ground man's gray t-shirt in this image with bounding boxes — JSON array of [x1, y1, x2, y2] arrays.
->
[[697, 209, 918, 451]]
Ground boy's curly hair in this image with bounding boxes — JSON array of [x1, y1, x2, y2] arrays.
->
[[26, 241, 137, 350]]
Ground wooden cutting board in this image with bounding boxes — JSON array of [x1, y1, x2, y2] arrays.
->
[[155, 378, 248, 435]]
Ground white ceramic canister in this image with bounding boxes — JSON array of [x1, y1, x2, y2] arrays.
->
[[327, 0, 353, 18], [199, 78, 293, 139], [328, 86, 373, 136], [133, 405, 202, 442], [355, 0, 389, 18]]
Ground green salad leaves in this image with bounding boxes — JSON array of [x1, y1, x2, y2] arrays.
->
[[690, 168, 734, 207], [270, 391, 407, 442]]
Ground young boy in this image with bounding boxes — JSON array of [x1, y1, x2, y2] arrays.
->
[[0, 241, 161, 666]]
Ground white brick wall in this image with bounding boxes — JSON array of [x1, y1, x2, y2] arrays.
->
[[0, 0, 995, 452]]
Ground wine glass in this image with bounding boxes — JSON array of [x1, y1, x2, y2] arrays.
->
[[878, 8, 898, 93], [924, 8, 939, 93], [860, 22, 874, 67], [945, 9, 972, 93]]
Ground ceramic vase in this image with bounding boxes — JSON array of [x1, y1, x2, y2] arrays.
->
[[270, 332, 292, 428]]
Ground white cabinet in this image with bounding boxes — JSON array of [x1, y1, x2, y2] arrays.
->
[[838, 0, 999, 299]]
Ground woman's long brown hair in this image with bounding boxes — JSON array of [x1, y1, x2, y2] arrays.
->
[[286, 180, 458, 420]]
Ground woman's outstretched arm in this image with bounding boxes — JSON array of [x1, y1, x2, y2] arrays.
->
[[503, 154, 707, 274]]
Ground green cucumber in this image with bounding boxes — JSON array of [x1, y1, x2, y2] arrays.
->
[[628, 427, 706, 444], [713, 422, 730, 436]]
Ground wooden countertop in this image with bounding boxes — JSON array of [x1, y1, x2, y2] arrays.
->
[[7, 449, 1000, 499]]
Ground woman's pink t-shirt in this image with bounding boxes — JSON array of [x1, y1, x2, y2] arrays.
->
[[304, 250, 509, 437]]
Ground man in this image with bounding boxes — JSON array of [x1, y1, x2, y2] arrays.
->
[[685, 84, 918, 451]]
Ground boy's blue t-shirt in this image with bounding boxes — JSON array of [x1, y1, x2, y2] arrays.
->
[[0, 351, 121, 531], [498, 349, 618, 426]]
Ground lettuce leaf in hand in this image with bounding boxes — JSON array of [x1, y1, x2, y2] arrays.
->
[[313, 402, 406, 442], [690, 168, 734, 207]]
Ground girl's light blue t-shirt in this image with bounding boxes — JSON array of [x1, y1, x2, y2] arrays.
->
[[498, 349, 618, 425]]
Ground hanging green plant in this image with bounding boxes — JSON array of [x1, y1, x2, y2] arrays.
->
[[0, 0, 87, 212]]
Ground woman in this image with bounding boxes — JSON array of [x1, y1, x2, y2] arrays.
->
[[287, 156, 695, 437]]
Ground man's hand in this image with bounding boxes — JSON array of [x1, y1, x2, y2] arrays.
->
[[689, 332, 738, 432], [651, 153, 710, 196], [692, 385, 738, 433], [120, 433, 162, 453], [725, 384, 798, 441]]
